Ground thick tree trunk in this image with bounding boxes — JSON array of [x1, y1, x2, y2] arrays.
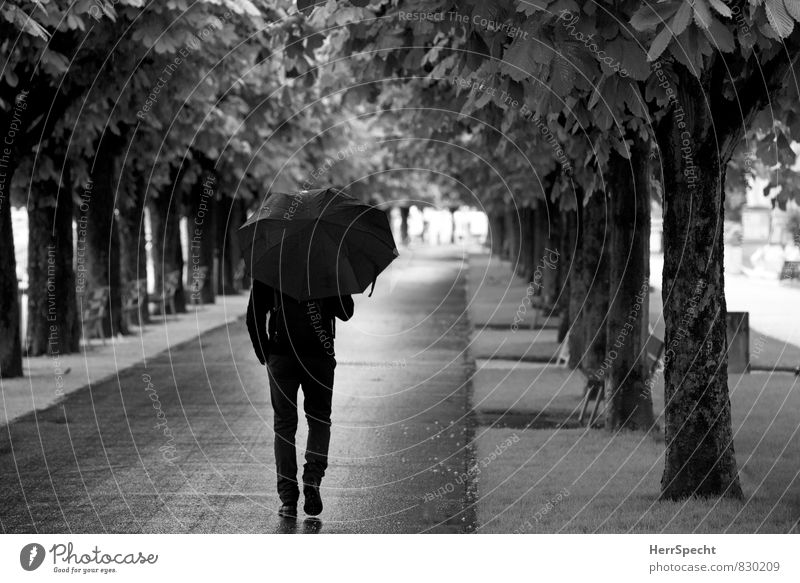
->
[[603, 142, 655, 431], [567, 202, 585, 369], [118, 175, 149, 325], [86, 136, 127, 337], [657, 72, 742, 500], [26, 180, 81, 356], [579, 192, 610, 392], [149, 183, 186, 314], [188, 172, 217, 304], [0, 159, 23, 377]]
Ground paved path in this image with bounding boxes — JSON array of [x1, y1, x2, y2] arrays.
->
[[0, 246, 476, 533]]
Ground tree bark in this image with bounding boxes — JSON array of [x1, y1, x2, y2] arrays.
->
[[118, 174, 149, 325], [519, 206, 534, 278], [0, 158, 23, 377], [579, 191, 610, 393], [26, 179, 81, 356], [567, 201, 585, 369], [556, 210, 576, 343], [657, 69, 742, 500], [488, 208, 505, 257], [503, 204, 521, 271], [216, 194, 240, 295], [399, 206, 410, 245], [603, 142, 655, 431], [86, 134, 127, 337]]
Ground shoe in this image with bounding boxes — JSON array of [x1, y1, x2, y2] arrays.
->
[[303, 478, 323, 516], [278, 504, 297, 519]]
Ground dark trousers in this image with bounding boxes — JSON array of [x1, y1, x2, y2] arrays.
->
[[267, 353, 336, 505]]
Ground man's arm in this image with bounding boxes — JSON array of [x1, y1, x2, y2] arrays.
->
[[329, 295, 354, 321], [245, 280, 274, 364]]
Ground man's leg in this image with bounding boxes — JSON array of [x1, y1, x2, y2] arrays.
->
[[300, 356, 336, 485], [267, 354, 302, 506]]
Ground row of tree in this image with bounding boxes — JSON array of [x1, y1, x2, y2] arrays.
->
[[1, 1, 429, 373], [309, 0, 800, 501]]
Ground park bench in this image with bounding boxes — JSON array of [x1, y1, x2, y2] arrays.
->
[[578, 331, 664, 427], [149, 270, 181, 316], [122, 278, 147, 329], [81, 286, 110, 346], [188, 265, 209, 308], [779, 260, 800, 285]]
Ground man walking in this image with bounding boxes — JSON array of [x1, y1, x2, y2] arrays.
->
[[246, 279, 354, 519]]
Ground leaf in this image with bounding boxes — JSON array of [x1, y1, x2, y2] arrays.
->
[[786, 0, 800, 22], [647, 26, 673, 61], [693, 0, 713, 28], [672, 1, 692, 35], [630, 2, 680, 31], [765, 0, 795, 37], [708, 0, 732, 18], [501, 25, 545, 81], [516, 0, 552, 16], [704, 17, 735, 52]]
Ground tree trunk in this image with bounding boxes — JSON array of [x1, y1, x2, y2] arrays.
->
[[603, 142, 655, 431], [216, 194, 239, 295], [520, 206, 534, 278], [26, 180, 81, 356], [118, 174, 149, 325], [556, 210, 576, 343], [567, 202, 585, 369], [188, 172, 217, 304], [579, 191, 610, 392], [86, 136, 127, 337], [149, 182, 186, 314], [503, 204, 520, 270], [0, 158, 23, 377], [657, 71, 742, 500], [488, 209, 505, 257], [399, 206, 410, 245]]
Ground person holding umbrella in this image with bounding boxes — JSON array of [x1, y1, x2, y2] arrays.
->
[[240, 187, 397, 519]]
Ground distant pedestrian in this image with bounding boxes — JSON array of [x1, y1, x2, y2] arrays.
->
[[246, 279, 354, 519]]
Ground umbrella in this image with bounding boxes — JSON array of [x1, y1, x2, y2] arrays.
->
[[238, 187, 399, 300]]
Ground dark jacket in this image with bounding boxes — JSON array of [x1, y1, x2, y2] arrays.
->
[[246, 280, 354, 362]]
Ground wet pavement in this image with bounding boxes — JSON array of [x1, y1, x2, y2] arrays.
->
[[0, 246, 477, 533]]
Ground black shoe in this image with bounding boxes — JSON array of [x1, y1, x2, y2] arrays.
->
[[303, 478, 323, 516], [278, 504, 297, 519]]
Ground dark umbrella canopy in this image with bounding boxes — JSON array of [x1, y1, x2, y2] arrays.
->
[[238, 188, 398, 300]]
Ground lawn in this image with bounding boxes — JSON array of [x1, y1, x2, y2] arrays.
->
[[473, 372, 800, 533]]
